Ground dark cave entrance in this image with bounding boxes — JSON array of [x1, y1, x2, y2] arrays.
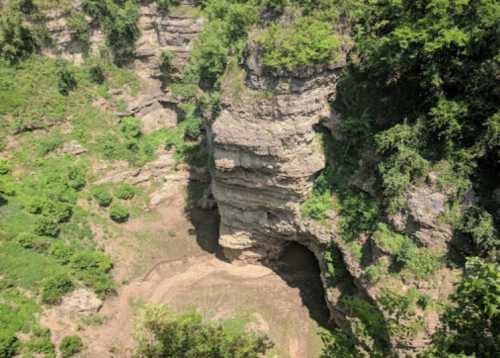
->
[[274, 241, 333, 329]]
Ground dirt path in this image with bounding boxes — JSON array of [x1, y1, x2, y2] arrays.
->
[[43, 183, 326, 358]]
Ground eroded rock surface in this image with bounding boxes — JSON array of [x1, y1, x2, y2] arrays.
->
[[210, 60, 340, 263], [43, 1, 205, 134]]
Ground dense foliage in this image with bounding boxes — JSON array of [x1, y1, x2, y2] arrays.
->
[[0, 0, 43, 63], [338, 0, 499, 219], [428, 257, 500, 357], [81, 0, 141, 64], [257, 16, 342, 71], [135, 305, 273, 357]]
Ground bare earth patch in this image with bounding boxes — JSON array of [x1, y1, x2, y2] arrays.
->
[[42, 180, 326, 358]]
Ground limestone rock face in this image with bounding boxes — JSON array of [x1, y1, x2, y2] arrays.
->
[[387, 172, 474, 253], [42, 1, 205, 134], [128, 2, 205, 133], [43, 4, 104, 65], [210, 57, 341, 263]]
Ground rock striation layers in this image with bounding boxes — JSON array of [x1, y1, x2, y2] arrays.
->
[[208, 41, 460, 356], [209, 56, 341, 264], [43, 1, 204, 133]]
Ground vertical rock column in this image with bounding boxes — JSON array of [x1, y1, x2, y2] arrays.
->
[[209, 56, 342, 263]]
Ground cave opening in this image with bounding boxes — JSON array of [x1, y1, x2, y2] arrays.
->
[[274, 241, 333, 329]]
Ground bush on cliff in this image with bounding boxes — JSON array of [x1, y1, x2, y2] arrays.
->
[[82, 0, 140, 65], [429, 257, 500, 357], [257, 16, 342, 72], [40, 273, 74, 304], [0, 4, 39, 63]]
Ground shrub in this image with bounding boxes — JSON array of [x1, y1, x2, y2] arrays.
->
[[114, 183, 136, 200], [120, 116, 141, 138], [395, 242, 441, 280], [38, 199, 73, 223], [339, 296, 388, 349], [101, 135, 124, 160], [324, 247, 350, 286], [379, 289, 417, 321], [187, 20, 229, 86], [67, 12, 91, 51], [69, 251, 112, 275], [91, 186, 113, 207], [365, 260, 388, 284], [302, 191, 334, 221], [48, 241, 75, 264], [82, 0, 141, 65], [320, 328, 361, 358], [109, 203, 129, 222], [459, 206, 498, 256], [59, 336, 83, 358], [183, 116, 202, 140], [135, 305, 273, 357], [0, 333, 18, 358], [57, 66, 77, 96], [375, 126, 429, 212], [159, 49, 174, 75], [69, 250, 113, 296], [37, 135, 63, 156], [257, 16, 342, 72], [371, 223, 407, 255], [0, 9, 38, 63], [15, 232, 50, 253], [34, 216, 60, 237], [434, 258, 500, 356], [67, 165, 87, 191], [24, 327, 55, 356], [40, 274, 74, 304], [10, 0, 36, 15], [89, 64, 105, 84], [0, 160, 10, 175], [155, 0, 179, 15]]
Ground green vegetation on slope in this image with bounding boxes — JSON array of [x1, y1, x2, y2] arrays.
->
[[0, 50, 144, 358]]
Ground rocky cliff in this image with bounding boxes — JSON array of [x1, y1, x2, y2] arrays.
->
[[209, 51, 340, 263], [43, 0, 204, 134], [36, 2, 466, 355], [208, 38, 462, 356]]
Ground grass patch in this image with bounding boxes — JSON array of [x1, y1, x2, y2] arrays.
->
[[0, 243, 69, 289]]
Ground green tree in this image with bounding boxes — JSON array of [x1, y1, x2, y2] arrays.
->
[[460, 207, 498, 257], [114, 183, 136, 200], [135, 305, 273, 357], [433, 258, 500, 357], [336, 0, 500, 218], [0, 7, 38, 63]]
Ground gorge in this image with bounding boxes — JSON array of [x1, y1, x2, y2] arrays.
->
[[0, 1, 498, 357]]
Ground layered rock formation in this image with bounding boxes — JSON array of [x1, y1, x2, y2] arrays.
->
[[208, 39, 463, 356], [209, 54, 341, 263], [43, 1, 204, 133]]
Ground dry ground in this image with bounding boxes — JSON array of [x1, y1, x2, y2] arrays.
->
[[43, 181, 328, 358]]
